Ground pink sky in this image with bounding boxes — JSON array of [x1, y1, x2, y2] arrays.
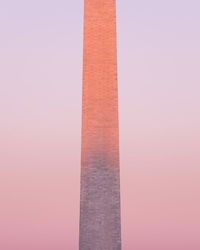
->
[[0, 1, 200, 249]]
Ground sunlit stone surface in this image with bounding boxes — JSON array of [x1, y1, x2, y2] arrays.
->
[[79, 1, 121, 249]]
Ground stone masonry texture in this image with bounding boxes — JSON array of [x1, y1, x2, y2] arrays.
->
[[79, 1, 121, 249]]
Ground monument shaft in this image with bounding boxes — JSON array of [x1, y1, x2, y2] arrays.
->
[[79, 1, 121, 249]]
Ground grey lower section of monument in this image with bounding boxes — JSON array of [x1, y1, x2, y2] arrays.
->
[[79, 163, 121, 250]]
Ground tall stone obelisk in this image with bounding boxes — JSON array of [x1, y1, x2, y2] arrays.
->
[[79, 0, 121, 249]]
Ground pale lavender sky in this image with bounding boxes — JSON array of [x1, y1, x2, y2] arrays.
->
[[0, 1, 200, 250]]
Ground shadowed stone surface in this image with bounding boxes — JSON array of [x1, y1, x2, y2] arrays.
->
[[79, 1, 121, 249]]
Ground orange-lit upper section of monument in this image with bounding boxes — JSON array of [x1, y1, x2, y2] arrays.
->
[[81, 0, 119, 168]]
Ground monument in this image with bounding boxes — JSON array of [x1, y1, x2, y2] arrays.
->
[[79, 0, 121, 249]]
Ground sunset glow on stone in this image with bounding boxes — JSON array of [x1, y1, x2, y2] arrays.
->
[[79, 0, 121, 249]]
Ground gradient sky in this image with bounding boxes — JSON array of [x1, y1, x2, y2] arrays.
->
[[0, 1, 200, 250]]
